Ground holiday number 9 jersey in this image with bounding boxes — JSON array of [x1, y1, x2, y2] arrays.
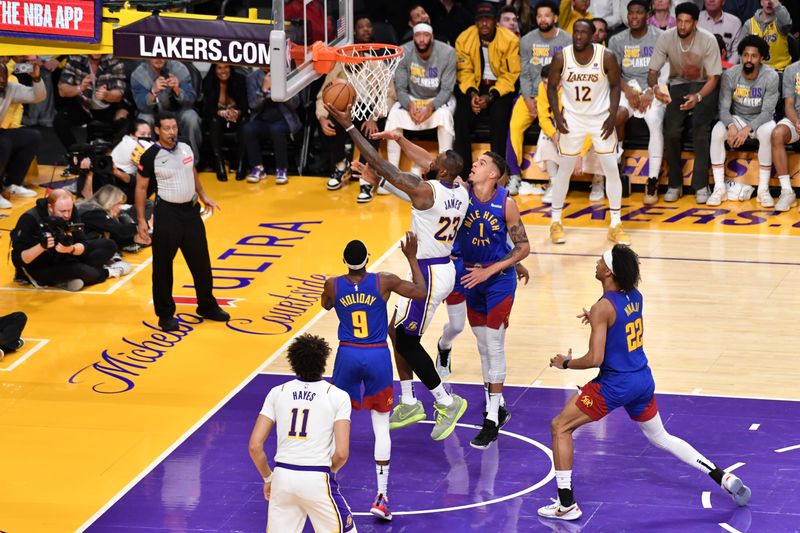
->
[[260, 379, 351, 467], [333, 272, 388, 344], [458, 186, 512, 265], [412, 180, 469, 259]]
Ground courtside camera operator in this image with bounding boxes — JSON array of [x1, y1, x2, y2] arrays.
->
[[10, 189, 129, 291]]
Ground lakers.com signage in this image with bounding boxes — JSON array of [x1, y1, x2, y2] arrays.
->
[[114, 15, 272, 66]]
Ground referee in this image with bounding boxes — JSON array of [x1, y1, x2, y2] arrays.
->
[[135, 112, 230, 331]]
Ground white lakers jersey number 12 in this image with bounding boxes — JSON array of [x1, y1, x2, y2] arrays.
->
[[561, 43, 610, 117], [412, 180, 469, 260]]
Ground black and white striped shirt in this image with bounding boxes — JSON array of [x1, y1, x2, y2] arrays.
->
[[138, 142, 196, 203]]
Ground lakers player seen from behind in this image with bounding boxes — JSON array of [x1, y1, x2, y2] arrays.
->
[[324, 101, 470, 441], [248, 334, 357, 533], [547, 19, 630, 246], [321, 232, 427, 521], [538, 245, 751, 522], [458, 152, 530, 449]]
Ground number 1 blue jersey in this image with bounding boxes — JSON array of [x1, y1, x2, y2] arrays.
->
[[333, 273, 388, 344], [457, 186, 512, 265], [601, 289, 648, 373]]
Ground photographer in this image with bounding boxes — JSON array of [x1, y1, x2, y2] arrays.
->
[[0, 58, 45, 209], [55, 55, 128, 155], [0, 311, 27, 361], [10, 189, 129, 292], [73, 139, 116, 199], [77, 184, 150, 252], [131, 59, 201, 161]]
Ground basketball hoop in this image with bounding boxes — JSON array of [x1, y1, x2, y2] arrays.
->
[[312, 42, 404, 122]]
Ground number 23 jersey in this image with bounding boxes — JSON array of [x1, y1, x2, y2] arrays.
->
[[413, 180, 469, 259], [260, 379, 351, 467]]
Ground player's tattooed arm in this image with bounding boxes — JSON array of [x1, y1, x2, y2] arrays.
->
[[323, 103, 433, 208]]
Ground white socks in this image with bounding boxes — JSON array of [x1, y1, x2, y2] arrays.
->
[[778, 174, 792, 192], [376, 463, 390, 496], [610, 209, 621, 228], [758, 166, 771, 193], [487, 393, 501, 424], [400, 380, 416, 405], [556, 469, 572, 490], [432, 383, 454, 406]]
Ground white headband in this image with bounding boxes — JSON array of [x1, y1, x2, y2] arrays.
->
[[345, 256, 369, 270], [413, 23, 433, 35], [602, 249, 615, 275]]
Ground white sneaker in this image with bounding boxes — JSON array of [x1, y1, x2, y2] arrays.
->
[[757, 189, 775, 208], [377, 186, 390, 195], [542, 186, 553, 205], [56, 278, 84, 292], [722, 473, 751, 506], [537, 499, 582, 521], [0, 195, 11, 209], [508, 174, 522, 196], [7, 184, 37, 197], [706, 188, 727, 206], [106, 261, 132, 278], [589, 175, 604, 202], [775, 190, 797, 212]]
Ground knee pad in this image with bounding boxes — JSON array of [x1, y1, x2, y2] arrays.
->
[[395, 325, 421, 354], [371, 411, 391, 461]]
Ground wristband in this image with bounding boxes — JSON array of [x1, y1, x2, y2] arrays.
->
[[263, 475, 272, 483], [695, 93, 703, 102], [379, 177, 386, 188], [345, 124, 354, 132], [562, 358, 570, 369]]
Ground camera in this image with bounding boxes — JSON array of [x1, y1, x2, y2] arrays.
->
[[68, 139, 114, 175], [13, 62, 34, 75], [39, 216, 84, 248]]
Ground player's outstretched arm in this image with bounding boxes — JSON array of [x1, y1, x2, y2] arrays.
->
[[371, 130, 436, 171], [547, 52, 569, 134], [461, 198, 530, 289], [552, 299, 612, 370], [603, 50, 622, 140], [248, 414, 275, 499], [324, 103, 434, 209], [380, 232, 427, 301], [320, 277, 336, 310]]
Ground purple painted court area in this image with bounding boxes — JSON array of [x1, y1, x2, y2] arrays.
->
[[89, 375, 800, 533]]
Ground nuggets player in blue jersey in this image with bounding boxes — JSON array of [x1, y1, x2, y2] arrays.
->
[[321, 232, 426, 521], [456, 152, 531, 449], [539, 245, 751, 522]]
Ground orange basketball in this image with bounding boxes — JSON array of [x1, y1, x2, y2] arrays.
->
[[322, 79, 356, 113]]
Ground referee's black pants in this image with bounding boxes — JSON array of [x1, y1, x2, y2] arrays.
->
[[152, 199, 216, 320]]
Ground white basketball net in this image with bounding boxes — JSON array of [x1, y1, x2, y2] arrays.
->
[[339, 46, 402, 122]]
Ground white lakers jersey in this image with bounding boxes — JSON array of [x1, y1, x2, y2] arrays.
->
[[412, 180, 469, 259], [561, 43, 610, 117], [260, 379, 351, 467]]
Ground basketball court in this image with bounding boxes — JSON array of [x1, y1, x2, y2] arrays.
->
[[2, 175, 800, 532]]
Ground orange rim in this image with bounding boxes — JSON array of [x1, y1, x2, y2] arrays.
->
[[333, 43, 404, 64]]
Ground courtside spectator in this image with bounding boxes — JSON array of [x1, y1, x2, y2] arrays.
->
[[559, 0, 593, 34], [203, 64, 248, 182], [650, 0, 678, 29], [55, 55, 128, 156], [506, 0, 535, 35], [454, 2, 520, 171], [593, 17, 610, 43], [244, 66, 301, 186], [610, 0, 667, 205], [648, 2, 721, 204], [429, 0, 473, 46], [131, 59, 202, 161], [708, 35, 778, 206], [770, 57, 800, 212], [699, 0, 743, 62], [384, 23, 457, 174], [400, 4, 434, 43], [735, 0, 793, 71], [0, 59, 44, 209], [499, 5, 522, 36], [591, 0, 624, 29], [507, 0, 571, 194]]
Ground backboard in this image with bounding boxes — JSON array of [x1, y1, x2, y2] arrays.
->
[[269, 0, 353, 102]]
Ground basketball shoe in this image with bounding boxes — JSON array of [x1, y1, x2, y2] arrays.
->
[[550, 222, 566, 244], [389, 399, 426, 429], [370, 494, 392, 520], [608, 224, 631, 245], [722, 473, 751, 506], [481, 405, 511, 428], [537, 498, 582, 521], [470, 418, 499, 449], [431, 394, 468, 441]]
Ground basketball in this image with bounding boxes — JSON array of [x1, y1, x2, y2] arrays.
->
[[322, 79, 356, 113]]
